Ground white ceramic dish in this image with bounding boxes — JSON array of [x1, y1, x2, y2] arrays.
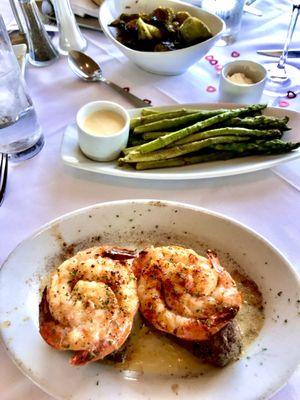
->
[[77, 100, 130, 161], [99, 0, 225, 75], [219, 60, 267, 104], [61, 102, 300, 180], [0, 200, 300, 400]]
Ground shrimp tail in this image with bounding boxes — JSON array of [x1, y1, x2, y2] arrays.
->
[[70, 350, 98, 366], [103, 248, 137, 261], [39, 288, 66, 350], [206, 250, 223, 273]]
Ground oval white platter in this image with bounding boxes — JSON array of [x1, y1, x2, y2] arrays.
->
[[61, 103, 300, 180], [0, 200, 300, 400]]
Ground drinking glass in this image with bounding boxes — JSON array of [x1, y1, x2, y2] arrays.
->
[[201, 0, 246, 45], [0, 15, 44, 161], [263, 2, 300, 95]]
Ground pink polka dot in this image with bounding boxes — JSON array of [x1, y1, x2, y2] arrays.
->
[[215, 64, 223, 72], [205, 55, 214, 61], [210, 59, 218, 66], [279, 100, 289, 107], [231, 51, 240, 58], [206, 85, 217, 93]]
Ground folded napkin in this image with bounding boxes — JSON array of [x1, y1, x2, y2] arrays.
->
[[70, 0, 103, 18]]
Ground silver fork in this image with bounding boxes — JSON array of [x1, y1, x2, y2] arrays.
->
[[0, 153, 8, 206]]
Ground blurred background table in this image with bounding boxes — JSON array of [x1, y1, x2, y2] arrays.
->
[[0, 0, 300, 399]]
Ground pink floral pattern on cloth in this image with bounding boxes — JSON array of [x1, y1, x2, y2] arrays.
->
[[231, 51, 240, 58], [279, 100, 289, 108], [206, 85, 217, 93], [204, 54, 222, 73]]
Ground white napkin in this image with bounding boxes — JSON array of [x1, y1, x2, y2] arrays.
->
[[70, 0, 102, 18]]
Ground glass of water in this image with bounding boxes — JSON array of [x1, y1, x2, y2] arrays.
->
[[0, 15, 44, 161], [201, 0, 246, 45]]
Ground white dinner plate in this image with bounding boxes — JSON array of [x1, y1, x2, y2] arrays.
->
[[61, 103, 300, 180], [0, 200, 300, 400]]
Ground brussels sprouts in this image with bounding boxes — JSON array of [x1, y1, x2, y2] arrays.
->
[[109, 13, 139, 27], [136, 17, 162, 40], [175, 11, 191, 25], [109, 8, 214, 51], [151, 7, 175, 24], [180, 16, 212, 43]]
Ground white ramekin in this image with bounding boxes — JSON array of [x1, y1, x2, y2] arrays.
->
[[76, 101, 130, 162], [219, 60, 267, 104]]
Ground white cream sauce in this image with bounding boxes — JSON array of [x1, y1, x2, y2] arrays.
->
[[228, 72, 254, 85], [82, 110, 125, 136]]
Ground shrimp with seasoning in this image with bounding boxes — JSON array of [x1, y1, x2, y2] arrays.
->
[[39, 246, 138, 366], [133, 246, 242, 341]]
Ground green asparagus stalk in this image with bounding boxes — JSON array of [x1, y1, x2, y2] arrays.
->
[[136, 158, 186, 169], [141, 116, 286, 141], [141, 108, 158, 116], [127, 126, 279, 153], [142, 131, 169, 140], [133, 110, 227, 134], [123, 143, 145, 155], [129, 139, 300, 170], [131, 109, 201, 129], [227, 115, 290, 130], [120, 136, 250, 163], [174, 128, 282, 145], [135, 152, 236, 170], [132, 140, 300, 170], [133, 107, 235, 128], [209, 139, 300, 154], [133, 104, 266, 154]]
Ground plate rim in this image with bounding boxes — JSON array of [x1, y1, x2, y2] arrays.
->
[[60, 103, 300, 181], [2, 198, 299, 280], [1, 199, 300, 400]]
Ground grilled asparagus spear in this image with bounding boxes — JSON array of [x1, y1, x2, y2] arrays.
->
[[133, 110, 227, 133], [120, 136, 250, 163], [209, 139, 300, 154], [174, 128, 282, 145], [142, 131, 169, 140], [133, 104, 266, 154], [135, 152, 235, 170], [126, 127, 280, 154], [227, 115, 290, 130], [131, 109, 201, 129], [132, 140, 300, 170]]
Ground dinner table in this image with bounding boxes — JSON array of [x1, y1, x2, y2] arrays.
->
[[0, 0, 300, 399]]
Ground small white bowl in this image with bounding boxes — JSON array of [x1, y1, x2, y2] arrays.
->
[[219, 60, 267, 104], [76, 101, 130, 162], [99, 0, 225, 76]]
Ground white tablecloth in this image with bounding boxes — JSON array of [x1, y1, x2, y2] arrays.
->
[[0, 0, 300, 399]]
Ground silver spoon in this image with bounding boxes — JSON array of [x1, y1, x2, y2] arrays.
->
[[68, 51, 151, 108]]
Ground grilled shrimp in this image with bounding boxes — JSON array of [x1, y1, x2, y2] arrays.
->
[[133, 246, 242, 341], [39, 246, 138, 366]]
